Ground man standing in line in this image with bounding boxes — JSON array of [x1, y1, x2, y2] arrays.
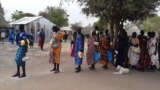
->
[[74, 27, 85, 73], [38, 29, 45, 50]]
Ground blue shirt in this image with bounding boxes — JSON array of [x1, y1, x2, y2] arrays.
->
[[18, 32, 27, 46]]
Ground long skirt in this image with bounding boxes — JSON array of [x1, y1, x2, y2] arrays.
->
[[86, 47, 96, 65], [39, 39, 44, 49], [15, 47, 26, 66], [116, 46, 125, 66], [128, 47, 140, 66], [150, 54, 160, 69], [138, 50, 151, 70], [49, 48, 55, 64], [70, 43, 75, 57], [52, 47, 61, 64], [99, 48, 108, 65]]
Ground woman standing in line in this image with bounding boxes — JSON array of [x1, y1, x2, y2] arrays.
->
[[116, 29, 128, 67], [99, 32, 109, 69], [86, 31, 98, 70], [148, 32, 159, 71], [128, 32, 140, 69], [50, 26, 65, 73]]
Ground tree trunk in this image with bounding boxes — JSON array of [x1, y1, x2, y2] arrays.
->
[[112, 21, 120, 50], [110, 18, 114, 42]]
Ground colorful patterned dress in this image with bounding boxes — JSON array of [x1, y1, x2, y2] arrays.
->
[[148, 37, 159, 68], [99, 35, 109, 65], [15, 31, 27, 66], [138, 35, 150, 70], [86, 36, 98, 65], [15, 46, 26, 66]]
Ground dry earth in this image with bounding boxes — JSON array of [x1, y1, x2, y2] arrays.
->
[[0, 42, 160, 90]]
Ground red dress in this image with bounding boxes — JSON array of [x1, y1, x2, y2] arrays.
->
[[71, 41, 76, 57], [138, 35, 150, 70]]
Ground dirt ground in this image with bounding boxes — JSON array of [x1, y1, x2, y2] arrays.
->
[[0, 42, 160, 90]]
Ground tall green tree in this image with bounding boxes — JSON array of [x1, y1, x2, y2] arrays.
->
[[39, 11, 48, 18], [93, 17, 109, 31], [75, 0, 160, 49], [71, 22, 82, 30], [12, 10, 35, 21], [0, 3, 7, 27], [11, 10, 24, 21], [39, 7, 68, 27], [140, 16, 160, 32]]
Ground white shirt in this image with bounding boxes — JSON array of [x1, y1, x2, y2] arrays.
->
[[1, 32, 5, 38]]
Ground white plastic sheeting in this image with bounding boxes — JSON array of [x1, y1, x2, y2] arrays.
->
[[10, 16, 42, 25], [127, 26, 140, 36], [60, 27, 72, 31], [10, 16, 56, 41]]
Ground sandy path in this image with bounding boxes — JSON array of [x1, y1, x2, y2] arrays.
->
[[0, 42, 160, 90]]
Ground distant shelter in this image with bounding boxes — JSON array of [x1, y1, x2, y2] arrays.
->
[[10, 16, 56, 41]]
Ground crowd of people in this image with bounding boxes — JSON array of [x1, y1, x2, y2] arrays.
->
[[7, 27, 47, 50], [117, 29, 160, 72], [69, 26, 160, 73], [11, 24, 160, 78], [11, 25, 47, 78]]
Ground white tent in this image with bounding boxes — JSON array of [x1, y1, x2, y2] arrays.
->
[[10, 16, 56, 41], [127, 26, 140, 36], [10, 17, 42, 25], [60, 27, 72, 31]]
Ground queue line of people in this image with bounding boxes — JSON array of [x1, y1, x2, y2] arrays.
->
[[70, 26, 160, 72], [12, 25, 160, 78], [70, 26, 110, 72]]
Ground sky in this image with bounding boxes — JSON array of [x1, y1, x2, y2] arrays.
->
[[0, 0, 98, 27]]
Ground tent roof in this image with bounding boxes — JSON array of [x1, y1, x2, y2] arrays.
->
[[127, 26, 140, 36], [60, 27, 72, 31], [82, 26, 93, 34], [10, 16, 42, 25]]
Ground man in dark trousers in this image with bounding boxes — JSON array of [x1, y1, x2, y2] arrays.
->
[[38, 29, 45, 50]]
